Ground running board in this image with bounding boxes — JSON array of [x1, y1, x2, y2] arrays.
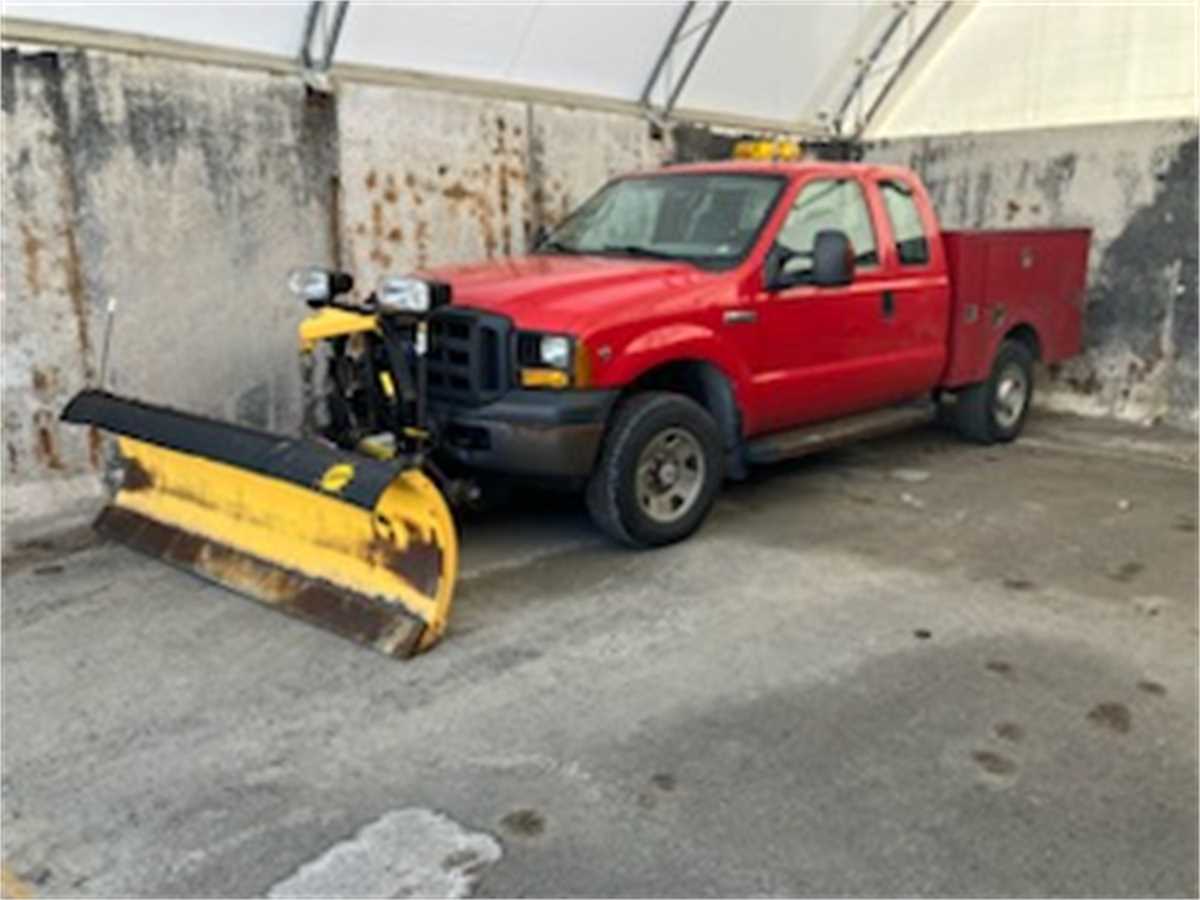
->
[[745, 401, 937, 466]]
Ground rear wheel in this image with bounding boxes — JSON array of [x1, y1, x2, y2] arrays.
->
[[586, 392, 723, 548], [951, 339, 1035, 444]]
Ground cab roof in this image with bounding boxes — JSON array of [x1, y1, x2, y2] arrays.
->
[[633, 159, 917, 181]]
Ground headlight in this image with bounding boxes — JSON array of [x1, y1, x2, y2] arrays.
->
[[287, 267, 353, 307], [539, 335, 572, 369], [375, 277, 452, 315], [288, 267, 332, 304], [516, 332, 586, 389], [377, 276, 431, 314]]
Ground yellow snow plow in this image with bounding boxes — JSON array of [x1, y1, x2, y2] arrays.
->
[[61, 269, 461, 658]]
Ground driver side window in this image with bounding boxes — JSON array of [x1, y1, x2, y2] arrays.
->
[[776, 178, 878, 282]]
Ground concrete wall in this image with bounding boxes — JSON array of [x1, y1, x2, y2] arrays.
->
[[337, 84, 529, 293], [2, 47, 338, 537], [1, 44, 672, 541], [865, 119, 1199, 431], [338, 85, 671, 295]]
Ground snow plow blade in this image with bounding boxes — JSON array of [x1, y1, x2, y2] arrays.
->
[[62, 390, 458, 658]]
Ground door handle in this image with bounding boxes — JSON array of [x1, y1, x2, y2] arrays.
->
[[881, 291, 895, 319], [723, 309, 758, 325]]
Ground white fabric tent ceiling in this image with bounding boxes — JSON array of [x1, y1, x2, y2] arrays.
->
[[4, 1, 950, 133]]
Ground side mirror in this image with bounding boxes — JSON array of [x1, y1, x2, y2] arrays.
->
[[813, 230, 854, 287]]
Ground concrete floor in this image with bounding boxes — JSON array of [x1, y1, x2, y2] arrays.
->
[[2, 413, 1197, 898]]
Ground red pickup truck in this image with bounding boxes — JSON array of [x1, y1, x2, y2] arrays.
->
[[403, 161, 1089, 547], [53, 159, 1090, 658]]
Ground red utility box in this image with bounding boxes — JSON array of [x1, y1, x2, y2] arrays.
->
[[940, 228, 1091, 388]]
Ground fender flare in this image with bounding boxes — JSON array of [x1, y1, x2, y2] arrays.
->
[[605, 323, 753, 391], [601, 325, 751, 477]]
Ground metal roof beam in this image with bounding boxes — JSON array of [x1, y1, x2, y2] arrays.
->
[[639, 1, 731, 121], [831, 1, 912, 135], [829, 0, 963, 139], [665, 1, 729, 117], [300, 1, 349, 74], [640, 2, 695, 108], [858, 1, 953, 137], [861, 1, 974, 138]]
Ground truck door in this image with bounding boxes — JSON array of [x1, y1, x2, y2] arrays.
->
[[868, 176, 951, 399], [753, 175, 898, 430]]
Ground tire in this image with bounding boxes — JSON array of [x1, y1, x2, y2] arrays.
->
[[952, 339, 1035, 444], [586, 392, 723, 548]]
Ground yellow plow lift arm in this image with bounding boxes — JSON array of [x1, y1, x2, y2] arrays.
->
[[298, 305, 380, 352], [62, 390, 457, 658]]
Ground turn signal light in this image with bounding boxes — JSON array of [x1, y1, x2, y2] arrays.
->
[[520, 367, 570, 389]]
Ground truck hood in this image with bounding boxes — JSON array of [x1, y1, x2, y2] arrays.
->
[[420, 254, 718, 334]]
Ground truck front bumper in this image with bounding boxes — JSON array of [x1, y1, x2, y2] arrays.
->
[[434, 389, 619, 479]]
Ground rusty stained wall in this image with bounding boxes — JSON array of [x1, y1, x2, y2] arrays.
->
[[2, 50, 98, 518], [865, 119, 1199, 431], [62, 51, 337, 427], [338, 84, 528, 292], [2, 46, 336, 535], [529, 105, 672, 232], [338, 82, 673, 293]]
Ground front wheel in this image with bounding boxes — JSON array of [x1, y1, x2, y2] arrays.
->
[[586, 392, 723, 548], [951, 339, 1035, 444]]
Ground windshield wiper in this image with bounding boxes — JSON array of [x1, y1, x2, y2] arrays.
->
[[601, 244, 684, 261], [537, 239, 580, 254]]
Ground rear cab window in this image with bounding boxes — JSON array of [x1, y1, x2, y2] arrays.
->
[[878, 179, 931, 266]]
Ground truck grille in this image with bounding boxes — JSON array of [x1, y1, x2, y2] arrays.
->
[[427, 309, 511, 406]]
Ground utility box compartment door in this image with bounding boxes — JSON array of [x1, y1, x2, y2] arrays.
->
[[941, 228, 1090, 388]]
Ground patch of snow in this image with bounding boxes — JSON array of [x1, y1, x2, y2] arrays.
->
[[268, 808, 501, 899]]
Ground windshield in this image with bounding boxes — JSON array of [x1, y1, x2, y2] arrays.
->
[[540, 173, 786, 269]]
